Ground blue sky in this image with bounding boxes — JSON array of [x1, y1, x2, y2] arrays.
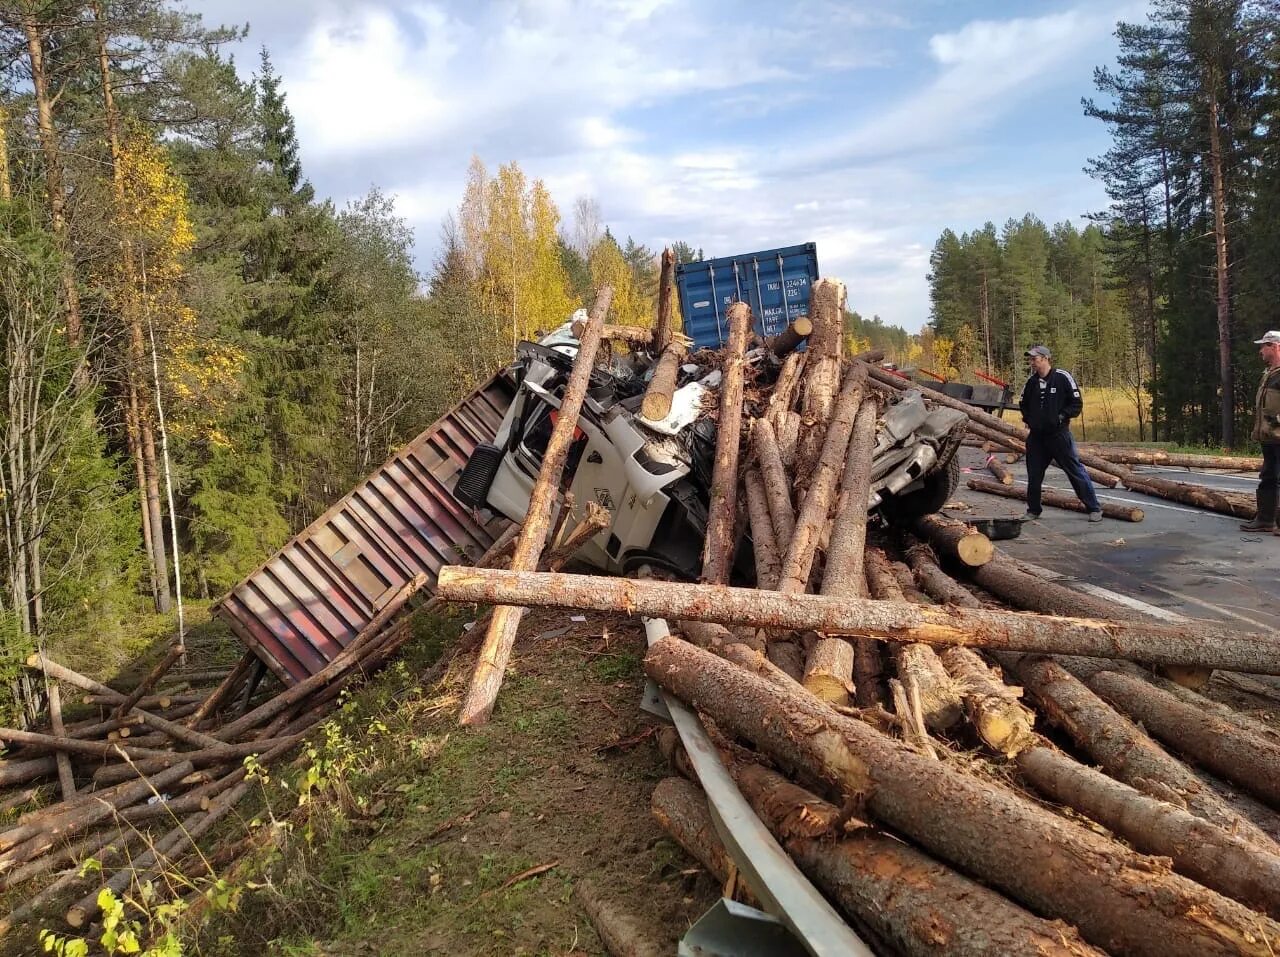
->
[[193, 0, 1146, 333]]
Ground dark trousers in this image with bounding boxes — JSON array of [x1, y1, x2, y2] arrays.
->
[[1026, 428, 1101, 514], [1258, 443, 1280, 521]]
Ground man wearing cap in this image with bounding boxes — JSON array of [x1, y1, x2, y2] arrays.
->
[[1240, 330, 1280, 533], [1018, 345, 1103, 523]]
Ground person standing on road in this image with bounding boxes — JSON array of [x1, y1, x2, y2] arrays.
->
[[1240, 330, 1280, 534], [1018, 345, 1103, 523]]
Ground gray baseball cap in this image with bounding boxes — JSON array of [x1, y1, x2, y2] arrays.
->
[[1253, 331, 1280, 345], [1024, 344, 1051, 359]]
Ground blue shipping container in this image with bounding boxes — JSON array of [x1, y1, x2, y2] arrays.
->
[[675, 243, 819, 351]]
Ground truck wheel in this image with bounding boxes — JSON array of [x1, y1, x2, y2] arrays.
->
[[882, 452, 960, 523]]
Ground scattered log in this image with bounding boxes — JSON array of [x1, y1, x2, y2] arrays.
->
[[765, 640, 806, 683], [766, 352, 804, 431], [967, 478, 1145, 521], [1008, 654, 1279, 851], [778, 365, 865, 593], [796, 354, 841, 478], [984, 455, 1014, 485], [802, 639, 854, 706], [644, 637, 1280, 957], [769, 316, 814, 356], [750, 418, 796, 548], [570, 319, 652, 345], [185, 651, 253, 729], [700, 301, 753, 586], [640, 337, 687, 421], [743, 469, 782, 589], [1083, 448, 1263, 471], [910, 514, 993, 567], [89, 735, 301, 788], [436, 567, 1280, 675], [546, 502, 611, 571], [44, 682, 74, 801], [0, 757, 57, 788], [461, 288, 613, 726], [852, 638, 889, 709], [807, 278, 845, 359], [1123, 473, 1255, 519], [574, 878, 667, 957], [655, 726, 696, 780], [777, 410, 801, 468], [968, 553, 1147, 622], [864, 548, 962, 731], [820, 395, 878, 599], [653, 246, 676, 352], [112, 641, 184, 720], [1086, 669, 1280, 808], [0, 728, 167, 762], [650, 776, 748, 895], [1017, 744, 1280, 920], [736, 761, 1104, 957]]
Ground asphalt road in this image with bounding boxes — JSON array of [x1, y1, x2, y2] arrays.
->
[[951, 446, 1280, 633]]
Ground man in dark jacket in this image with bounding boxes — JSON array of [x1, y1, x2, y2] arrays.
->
[[1240, 330, 1280, 534], [1018, 345, 1103, 522]]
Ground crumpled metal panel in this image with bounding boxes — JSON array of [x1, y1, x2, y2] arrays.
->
[[214, 372, 516, 685]]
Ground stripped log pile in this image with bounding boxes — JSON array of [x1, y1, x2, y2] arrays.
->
[[432, 289, 1280, 955]]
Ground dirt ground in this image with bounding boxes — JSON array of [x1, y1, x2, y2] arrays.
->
[[203, 607, 719, 956]]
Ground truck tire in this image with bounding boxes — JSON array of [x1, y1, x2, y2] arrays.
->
[[883, 452, 960, 523]]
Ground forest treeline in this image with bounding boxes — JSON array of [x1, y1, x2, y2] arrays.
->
[[0, 1, 682, 694], [927, 0, 1280, 449]]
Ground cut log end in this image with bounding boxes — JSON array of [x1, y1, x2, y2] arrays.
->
[[955, 532, 994, 567]]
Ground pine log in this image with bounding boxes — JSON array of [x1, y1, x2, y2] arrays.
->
[[966, 553, 1137, 621], [644, 636, 1280, 957], [44, 682, 74, 801], [1086, 669, 1280, 808], [185, 651, 253, 729], [89, 735, 301, 787], [864, 548, 962, 731], [0, 756, 57, 788], [820, 396, 878, 598], [766, 351, 804, 431], [1009, 655, 1279, 851], [769, 316, 814, 356], [796, 354, 841, 478], [1123, 474, 1255, 518], [807, 278, 845, 359], [82, 692, 174, 709], [736, 761, 1104, 957], [743, 469, 782, 589], [984, 455, 1014, 485], [640, 337, 687, 421], [967, 478, 1144, 521], [436, 566, 1280, 674], [910, 514, 993, 567], [750, 419, 796, 548], [700, 301, 752, 585], [574, 879, 667, 957], [1084, 448, 1263, 470], [852, 638, 889, 709], [777, 410, 801, 468], [461, 290, 612, 725], [802, 638, 854, 706], [113, 641, 184, 719], [765, 640, 806, 682], [570, 319, 651, 345], [546, 501, 611, 570], [653, 246, 676, 352], [1146, 670, 1280, 743], [650, 776, 740, 888], [778, 365, 865, 592], [0, 728, 167, 761], [655, 726, 696, 780], [1017, 744, 1280, 919]]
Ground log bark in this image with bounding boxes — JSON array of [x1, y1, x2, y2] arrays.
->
[[864, 549, 962, 731], [807, 278, 845, 359], [820, 396, 878, 599], [89, 735, 301, 787], [769, 316, 814, 356], [743, 469, 782, 589], [1085, 449, 1263, 471], [640, 338, 687, 421], [113, 642, 184, 719], [777, 410, 801, 468], [0, 756, 57, 787], [766, 352, 804, 431], [984, 455, 1014, 485], [570, 319, 651, 344], [967, 554, 1148, 622], [44, 682, 74, 800], [802, 638, 854, 706], [185, 651, 253, 729], [436, 567, 1280, 674], [737, 761, 1104, 957], [650, 776, 743, 890], [574, 879, 667, 957], [910, 514, 993, 567], [461, 290, 612, 727], [1087, 669, 1280, 808], [0, 728, 168, 761], [796, 355, 841, 478], [1010, 655, 1279, 852], [653, 246, 676, 352], [852, 638, 889, 709], [700, 302, 753, 585], [1123, 474, 1255, 519], [644, 636, 1280, 957], [765, 640, 805, 682], [777, 365, 865, 593], [1017, 744, 1280, 920], [750, 419, 795, 548], [967, 478, 1144, 521]]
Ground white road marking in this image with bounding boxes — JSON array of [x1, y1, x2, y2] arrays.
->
[[1015, 560, 1188, 621]]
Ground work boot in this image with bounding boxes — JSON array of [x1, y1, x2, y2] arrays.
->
[[1022, 511, 1040, 521], [1088, 511, 1103, 522], [1242, 485, 1278, 532]]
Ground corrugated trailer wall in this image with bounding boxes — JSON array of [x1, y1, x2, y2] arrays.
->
[[213, 372, 517, 686]]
